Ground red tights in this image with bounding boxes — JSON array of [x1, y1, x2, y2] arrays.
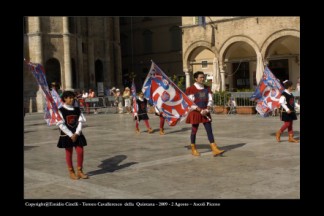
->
[[135, 120, 151, 129], [280, 121, 293, 135], [159, 116, 165, 129], [65, 146, 84, 168]]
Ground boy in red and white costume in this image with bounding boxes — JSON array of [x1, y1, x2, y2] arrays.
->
[[185, 71, 224, 156]]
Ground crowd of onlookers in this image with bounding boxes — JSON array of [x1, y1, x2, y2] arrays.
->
[[70, 86, 133, 115]]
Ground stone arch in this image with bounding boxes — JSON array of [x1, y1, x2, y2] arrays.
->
[[183, 41, 217, 68], [219, 35, 260, 63], [260, 29, 300, 57], [260, 29, 300, 84], [219, 36, 261, 91]]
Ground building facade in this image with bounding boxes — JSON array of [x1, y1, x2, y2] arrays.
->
[[23, 16, 122, 112], [181, 16, 300, 92], [119, 16, 183, 90]]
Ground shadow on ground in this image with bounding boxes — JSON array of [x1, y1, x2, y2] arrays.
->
[[220, 143, 246, 152], [24, 146, 39, 151], [184, 143, 246, 155], [24, 130, 36, 133], [87, 155, 137, 176], [166, 127, 191, 134], [27, 123, 48, 126], [271, 131, 300, 139]]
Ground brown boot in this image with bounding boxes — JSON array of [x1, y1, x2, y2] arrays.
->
[[148, 128, 153, 133], [68, 167, 79, 180], [77, 167, 89, 179], [190, 144, 200, 156], [210, 143, 225, 156], [288, 134, 299, 143], [135, 128, 140, 133], [276, 130, 281, 142], [159, 128, 165, 135]]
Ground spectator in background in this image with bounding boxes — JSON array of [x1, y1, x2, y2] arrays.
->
[[105, 87, 110, 96], [51, 82, 57, 91], [82, 90, 89, 114], [73, 91, 80, 108], [122, 87, 131, 114], [75, 91, 82, 99], [88, 89, 97, 114], [115, 89, 123, 114], [51, 82, 63, 96], [110, 87, 117, 97], [227, 97, 237, 114], [82, 90, 88, 99], [88, 89, 95, 98]]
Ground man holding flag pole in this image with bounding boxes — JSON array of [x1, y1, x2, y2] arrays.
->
[[185, 71, 224, 157], [142, 60, 195, 127], [142, 61, 224, 157], [250, 67, 299, 142]]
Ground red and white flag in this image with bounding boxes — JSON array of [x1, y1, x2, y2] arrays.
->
[[250, 66, 284, 117], [25, 60, 62, 125], [142, 61, 194, 126]]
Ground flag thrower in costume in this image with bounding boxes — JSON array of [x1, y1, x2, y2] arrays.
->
[[250, 66, 284, 117], [25, 60, 62, 125], [142, 61, 203, 126]]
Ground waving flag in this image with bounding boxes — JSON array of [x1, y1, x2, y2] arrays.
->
[[131, 79, 137, 118], [26, 60, 62, 125], [142, 61, 194, 126], [250, 66, 284, 117], [51, 88, 63, 109]]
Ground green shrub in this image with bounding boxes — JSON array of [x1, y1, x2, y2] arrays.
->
[[213, 91, 230, 106]]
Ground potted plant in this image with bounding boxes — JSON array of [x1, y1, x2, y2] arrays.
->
[[213, 91, 230, 114]]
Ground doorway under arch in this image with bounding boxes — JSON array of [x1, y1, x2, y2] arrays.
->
[[95, 59, 104, 83], [45, 58, 61, 89]]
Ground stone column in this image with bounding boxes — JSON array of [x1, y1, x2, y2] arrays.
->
[[113, 17, 123, 88], [213, 57, 220, 92], [87, 17, 95, 88], [219, 63, 226, 91], [63, 16, 72, 90], [256, 52, 264, 85], [104, 17, 112, 87], [32, 16, 46, 113], [184, 68, 191, 88], [76, 18, 84, 89]]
